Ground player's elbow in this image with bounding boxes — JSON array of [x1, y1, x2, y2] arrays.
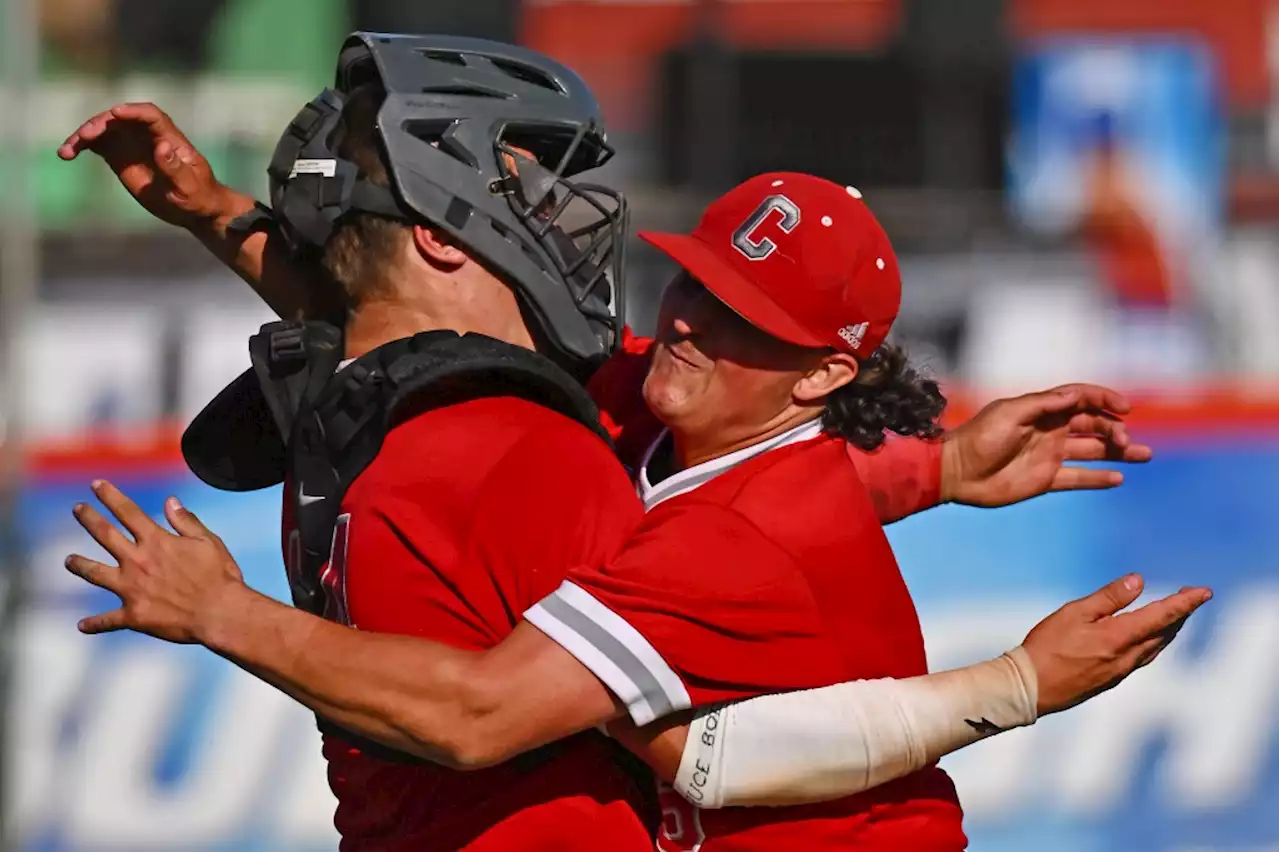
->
[[452, 676, 536, 770], [439, 734, 511, 771], [430, 712, 509, 771], [402, 669, 517, 771]]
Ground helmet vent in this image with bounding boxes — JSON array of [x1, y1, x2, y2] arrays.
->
[[416, 49, 468, 67], [421, 84, 512, 100], [412, 49, 562, 96], [490, 58, 563, 94], [403, 119, 480, 169]]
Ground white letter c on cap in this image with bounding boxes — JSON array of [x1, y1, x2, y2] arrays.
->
[[732, 195, 801, 261]]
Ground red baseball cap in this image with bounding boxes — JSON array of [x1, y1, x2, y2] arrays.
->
[[638, 172, 902, 356]]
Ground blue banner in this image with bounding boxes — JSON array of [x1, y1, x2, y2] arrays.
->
[[894, 434, 1279, 852], [9, 432, 1278, 851]]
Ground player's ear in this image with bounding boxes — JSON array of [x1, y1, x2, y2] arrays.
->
[[792, 352, 857, 403], [412, 224, 467, 270]]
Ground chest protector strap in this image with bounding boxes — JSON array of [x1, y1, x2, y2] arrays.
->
[[188, 320, 611, 768]]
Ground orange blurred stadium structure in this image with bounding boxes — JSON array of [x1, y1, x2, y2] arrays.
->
[[520, 0, 1275, 121], [23, 388, 1278, 480]]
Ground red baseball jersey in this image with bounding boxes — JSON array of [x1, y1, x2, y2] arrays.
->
[[589, 330, 944, 523], [281, 395, 656, 852], [525, 429, 965, 851]]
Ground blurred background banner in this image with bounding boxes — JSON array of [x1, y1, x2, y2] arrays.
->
[[1005, 38, 1229, 382], [894, 419, 1278, 852], [1, 0, 1276, 850], [1009, 38, 1224, 240], [13, 471, 337, 852]]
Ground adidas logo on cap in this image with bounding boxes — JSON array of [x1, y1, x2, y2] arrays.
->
[[838, 322, 869, 350]]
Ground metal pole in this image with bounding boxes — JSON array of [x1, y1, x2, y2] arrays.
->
[[0, 0, 41, 847]]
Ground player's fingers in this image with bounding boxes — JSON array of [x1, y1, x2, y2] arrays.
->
[[1049, 384, 1133, 416], [111, 105, 198, 174], [91, 480, 162, 542], [156, 141, 208, 194], [164, 496, 210, 539], [1119, 624, 1186, 672], [1012, 387, 1084, 420], [153, 138, 183, 177], [78, 608, 131, 635], [1069, 574, 1144, 621], [111, 102, 180, 135], [1063, 436, 1114, 461], [1049, 465, 1124, 491], [1098, 597, 1197, 678], [1123, 442, 1154, 463], [114, 102, 199, 161], [1111, 587, 1212, 640], [56, 134, 83, 160], [1119, 609, 1190, 659], [64, 554, 122, 593], [1062, 436, 1153, 465], [1066, 411, 1126, 439], [56, 111, 116, 158], [72, 502, 137, 561]]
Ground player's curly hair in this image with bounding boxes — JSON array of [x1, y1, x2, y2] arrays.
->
[[320, 82, 406, 307], [820, 343, 946, 451]]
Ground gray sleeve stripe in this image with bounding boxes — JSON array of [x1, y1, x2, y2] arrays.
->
[[538, 592, 681, 722]]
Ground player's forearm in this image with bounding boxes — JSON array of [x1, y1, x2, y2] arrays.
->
[[197, 584, 497, 768], [607, 714, 690, 781], [187, 189, 328, 321], [671, 648, 1038, 808]]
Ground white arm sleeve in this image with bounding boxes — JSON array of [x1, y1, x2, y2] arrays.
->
[[673, 646, 1038, 809]]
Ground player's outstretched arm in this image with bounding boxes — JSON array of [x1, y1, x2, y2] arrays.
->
[[613, 574, 1209, 808], [64, 481, 634, 769], [57, 103, 334, 321], [851, 383, 1154, 522]]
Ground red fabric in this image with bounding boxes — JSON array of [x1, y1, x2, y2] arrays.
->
[[587, 328, 665, 471], [567, 499, 846, 701], [850, 435, 944, 523], [638, 173, 901, 356], [566, 435, 965, 851], [282, 396, 654, 852]]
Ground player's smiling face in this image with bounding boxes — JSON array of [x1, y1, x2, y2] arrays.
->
[[643, 272, 824, 448]]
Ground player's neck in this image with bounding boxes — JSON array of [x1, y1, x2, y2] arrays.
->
[[343, 298, 536, 359], [668, 409, 822, 473]]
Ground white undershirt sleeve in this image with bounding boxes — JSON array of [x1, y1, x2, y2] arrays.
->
[[673, 646, 1038, 808]]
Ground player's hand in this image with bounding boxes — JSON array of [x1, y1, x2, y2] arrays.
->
[[57, 102, 252, 230], [64, 480, 246, 644], [940, 384, 1153, 508], [1023, 574, 1211, 716]]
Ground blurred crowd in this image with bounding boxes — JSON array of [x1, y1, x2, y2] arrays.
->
[[38, 0, 520, 74], [7, 0, 1279, 439]]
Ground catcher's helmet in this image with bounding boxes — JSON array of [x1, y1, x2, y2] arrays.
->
[[258, 32, 628, 371]]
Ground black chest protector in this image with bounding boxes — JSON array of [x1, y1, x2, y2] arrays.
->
[[181, 320, 615, 767]]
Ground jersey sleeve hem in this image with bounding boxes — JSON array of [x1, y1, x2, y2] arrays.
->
[[524, 580, 692, 726]]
